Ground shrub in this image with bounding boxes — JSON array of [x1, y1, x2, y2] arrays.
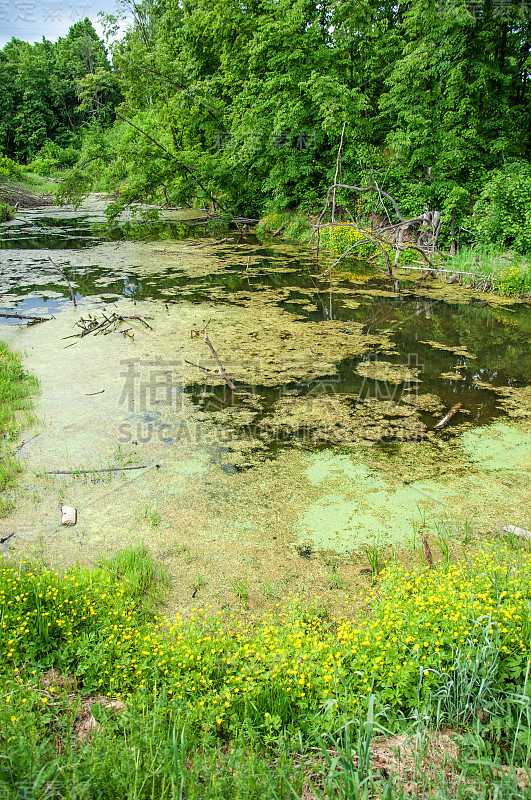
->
[[0, 155, 23, 180], [319, 222, 391, 261], [473, 162, 531, 254]]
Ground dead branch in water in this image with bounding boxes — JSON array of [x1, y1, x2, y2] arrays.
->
[[434, 403, 462, 430], [66, 312, 154, 343], [41, 465, 148, 475], [184, 359, 216, 373], [190, 322, 238, 392], [0, 311, 53, 324], [48, 256, 77, 307]]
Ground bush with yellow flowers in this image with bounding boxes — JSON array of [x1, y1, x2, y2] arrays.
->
[[319, 223, 393, 262], [495, 262, 531, 296]]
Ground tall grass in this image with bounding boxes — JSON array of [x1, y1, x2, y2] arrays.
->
[[0, 339, 37, 509], [445, 245, 531, 296], [97, 542, 170, 605]]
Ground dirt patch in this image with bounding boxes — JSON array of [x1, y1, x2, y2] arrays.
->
[[39, 669, 126, 744], [74, 695, 126, 742]]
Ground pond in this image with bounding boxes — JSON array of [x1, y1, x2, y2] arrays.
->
[[1, 199, 530, 613]]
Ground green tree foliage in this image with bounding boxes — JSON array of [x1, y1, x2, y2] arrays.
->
[[473, 161, 531, 253], [379, 0, 531, 234], [0, 20, 116, 164], [20, 0, 530, 251]]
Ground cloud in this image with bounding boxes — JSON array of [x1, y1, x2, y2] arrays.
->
[[0, 0, 121, 47]]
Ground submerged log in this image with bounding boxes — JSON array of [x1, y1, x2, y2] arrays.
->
[[434, 403, 462, 430]]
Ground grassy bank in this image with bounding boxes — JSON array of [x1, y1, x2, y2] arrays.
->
[[1, 539, 531, 798], [0, 340, 38, 513]]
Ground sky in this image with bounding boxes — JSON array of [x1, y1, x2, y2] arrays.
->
[[0, 0, 121, 48]]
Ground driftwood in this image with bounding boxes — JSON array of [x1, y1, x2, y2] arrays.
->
[[0, 311, 53, 323], [66, 312, 154, 343], [42, 465, 148, 475], [190, 322, 237, 392], [422, 536, 435, 568], [503, 524, 531, 541], [48, 256, 77, 307], [434, 403, 462, 430]]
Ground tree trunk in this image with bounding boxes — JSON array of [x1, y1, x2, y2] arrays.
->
[[450, 209, 456, 256]]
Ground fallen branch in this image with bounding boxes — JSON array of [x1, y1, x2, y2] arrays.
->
[[0, 181, 54, 208], [422, 536, 435, 568], [67, 312, 154, 342], [190, 324, 238, 392], [434, 403, 462, 430], [0, 311, 53, 323], [313, 178, 437, 278], [48, 256, 77, 307], [41, 465, 148, 475], [0, 532, 15, 544], [184, 359, 216, 373], [204, 332, 237, 392], [118, 314, 154, 331]]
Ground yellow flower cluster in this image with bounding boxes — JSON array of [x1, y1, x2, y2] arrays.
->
[[496, 263, 531, 296], [1, 543, 530, 730], [319, 223, 393, 262]]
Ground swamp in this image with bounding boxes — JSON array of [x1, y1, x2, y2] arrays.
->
[[1, 198, 529, 614]]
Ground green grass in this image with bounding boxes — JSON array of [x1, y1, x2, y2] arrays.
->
[[2, 539, 531, 798], [0, 340, 38, 509], [4, 171, 57, 195], [97, 542, 170, 606], [445, 245, 531, 296]]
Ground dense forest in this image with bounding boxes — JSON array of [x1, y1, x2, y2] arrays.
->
[[1, 0, 531, 253]]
